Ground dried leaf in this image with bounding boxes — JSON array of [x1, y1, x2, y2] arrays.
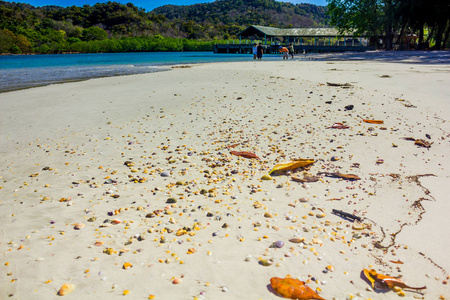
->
[[319, 172, 360, 180], [414, 139, 432, 148], [403, 137, 432, 148], [363, 269, 426, 291], [326, 82, 352, 87], [269, 159, 315, 175], [230, 151, 260, 160], [270, 277, 325, 300], [291, 175, 319, 183], [363, 269, 376, 288], [389, 260, 404, 264], [362, 119, 384, 124], [358, 115, 384, 124], [226, 143, 240, 148]]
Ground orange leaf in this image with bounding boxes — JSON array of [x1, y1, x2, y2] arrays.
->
[[363, 119, 384, 124], [358, 115, 384, 124], [270, 277, 325, 300], [363, 269, 426, 290]]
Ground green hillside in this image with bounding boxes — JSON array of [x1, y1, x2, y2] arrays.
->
[[0, 0, 328, 54]]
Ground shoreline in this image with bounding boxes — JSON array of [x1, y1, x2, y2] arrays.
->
[[2, 50, 450, 94], [1, 55, 449, 299]]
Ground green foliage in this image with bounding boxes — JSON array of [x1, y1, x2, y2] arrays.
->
[[327, 0, 450, 50], [82, 26, 108, 41], [0, 28, 31, 53], [0, 0, 330, 54]]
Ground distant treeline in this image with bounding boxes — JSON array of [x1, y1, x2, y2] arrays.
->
[[0, 0, 328, 54]]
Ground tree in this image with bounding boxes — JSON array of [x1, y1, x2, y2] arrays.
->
[[15, 34, 31, 52], [327, 0, 397, 49], [328, 0, 450, 50], [0, 29, 16, 53], [81, 26, 108, 41]]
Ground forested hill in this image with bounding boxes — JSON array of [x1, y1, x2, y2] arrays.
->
[[153, 0, 328, 29], [0, 0, 328, 54]]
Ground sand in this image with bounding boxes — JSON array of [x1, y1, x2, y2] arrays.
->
[[1, 51, 449, 299]]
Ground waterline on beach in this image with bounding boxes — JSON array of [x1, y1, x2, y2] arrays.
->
[[0, 52, 280, 92]]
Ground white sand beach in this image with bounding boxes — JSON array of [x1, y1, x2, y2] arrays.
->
[[1, 51, 449, 299]]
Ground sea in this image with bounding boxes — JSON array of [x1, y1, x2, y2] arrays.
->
[[0, 52, 280, 93]]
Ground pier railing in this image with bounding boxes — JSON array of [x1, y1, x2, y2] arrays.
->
[[214, 42, 375, 54]]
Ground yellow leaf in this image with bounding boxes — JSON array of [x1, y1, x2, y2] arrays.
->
[[269, 159, 315, 175], [363, 269, 376, 288]]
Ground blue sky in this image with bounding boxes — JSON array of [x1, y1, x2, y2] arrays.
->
[[11, 0, 328, 11]]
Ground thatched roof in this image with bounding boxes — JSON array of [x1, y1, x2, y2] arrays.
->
[[238, 25, 358, 38]]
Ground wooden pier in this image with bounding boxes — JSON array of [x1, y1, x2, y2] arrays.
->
[[213, 43, 374, 54]]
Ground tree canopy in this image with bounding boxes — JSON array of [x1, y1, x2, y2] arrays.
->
[[0, 0, 328, 54], [327, 0, 449, 49]]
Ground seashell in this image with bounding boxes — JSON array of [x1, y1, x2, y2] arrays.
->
[[261, 174, 273, 180], [74, 223, 85, 230], [111, 219, 122, 224], [259, 259, 273, 266], [299, 197, 309, 202], [264, 212, 274, 218], [103, 248, 114, 255], [172, 277, 183, 284], [326, 265, 335, 272], [166, 197, 177, 203], [57, 283, 75, 296], [123, 262, 133, 269], [289, 237, 305, 243], [316, 212, 326, 218], [274, 241, 285, 248], [124, 161, 134, 167], [161, 171, 170, 177], [187, 248, 196, 254], [352, 221, 365, 230]]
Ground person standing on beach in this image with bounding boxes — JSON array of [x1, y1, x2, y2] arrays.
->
[[279, 46, 289, 60], [256, 43, 263, 60], [288, 43, 294, 60], [252, 43, 257, 60]]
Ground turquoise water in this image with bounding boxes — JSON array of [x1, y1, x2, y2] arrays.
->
[[0, 52, 279, 92]]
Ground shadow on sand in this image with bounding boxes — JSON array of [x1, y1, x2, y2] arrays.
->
[[311, 50, 450, 65]]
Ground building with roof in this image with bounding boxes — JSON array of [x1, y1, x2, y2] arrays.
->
[[214, 25, 374, 54]]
